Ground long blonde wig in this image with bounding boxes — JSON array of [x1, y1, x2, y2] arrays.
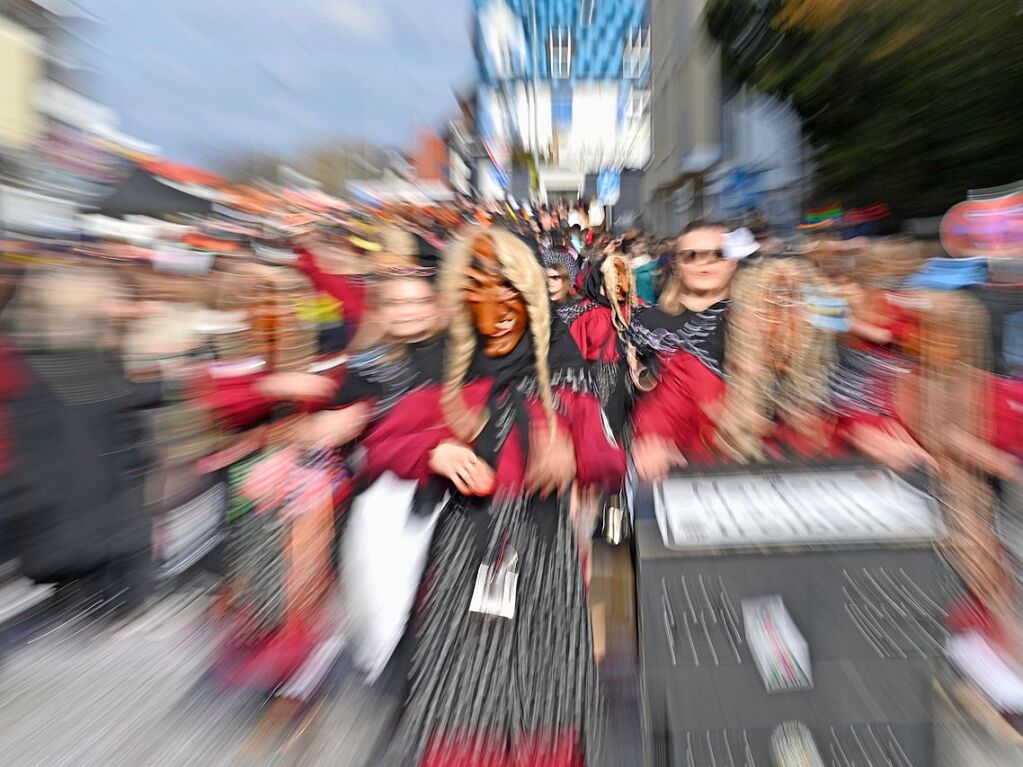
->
[[439, 227, 557, 445], [901, 291, 1013, 610], [657, 250, 687, 316], [718, 257, 837, 461]]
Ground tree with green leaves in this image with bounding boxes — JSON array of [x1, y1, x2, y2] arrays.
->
[[706, 0, 1023, 218]]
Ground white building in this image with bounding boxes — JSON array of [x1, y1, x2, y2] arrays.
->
[[474, 0, 651, 204]]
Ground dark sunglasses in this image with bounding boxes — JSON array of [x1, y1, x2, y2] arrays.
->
[[677, 249, 725, 263]]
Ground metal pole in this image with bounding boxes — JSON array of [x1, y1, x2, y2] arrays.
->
[[530, 0, 541, 203]]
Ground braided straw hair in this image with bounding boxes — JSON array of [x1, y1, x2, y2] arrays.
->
[[902, 291, 1014, 611], [599, 254, 638, 334], [717, 257, 836, 462], [439, 227, 557, 445]]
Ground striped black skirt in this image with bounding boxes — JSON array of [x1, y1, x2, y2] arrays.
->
[[388, 493, 603, 766]]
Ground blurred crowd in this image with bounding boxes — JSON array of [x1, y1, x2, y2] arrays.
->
[[0, 187, 1022, 765]]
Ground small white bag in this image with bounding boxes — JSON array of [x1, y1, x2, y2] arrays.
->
[[341, 472, 443, 683]]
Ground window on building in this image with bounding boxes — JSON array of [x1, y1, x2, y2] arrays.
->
[[494, 44, 514, 80], [549, 27, 572, 79], [626, 90, 650, 126], [552, 85, 573, 130], [623, 27, 650, 79], [579, 0, 597, 27], [617, 84, 630, 127]]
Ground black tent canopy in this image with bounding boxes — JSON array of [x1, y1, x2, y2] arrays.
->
[[97, 167, 214, 218]]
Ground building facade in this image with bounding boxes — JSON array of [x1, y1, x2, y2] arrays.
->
[[474, 0, 651, 202], [0, 1, 130, 210], [410, 127, 449, 184], [642, 0, 807, 235]]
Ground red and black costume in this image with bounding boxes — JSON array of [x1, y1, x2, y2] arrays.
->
[[632, 302, 860, 463], [562, 263, 642, 435], [357, 321, 624, 767]]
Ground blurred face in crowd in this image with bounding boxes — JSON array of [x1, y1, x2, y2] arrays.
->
[[676, 226, 735, 295], [466, 235, 528, 357], [379, 276, 439, 342], [546, 267, 570, 303]]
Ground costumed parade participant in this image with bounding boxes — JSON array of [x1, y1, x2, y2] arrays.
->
[[545, 261, 578, 323], [353, 227, 625, 766], [844, 290, 1023, 658], [296, 233, 446, 449], [564, 252, 641, 436], [305, 234, 451, 685], [632, 233, 847, 480], [630, 224, 756, 369]]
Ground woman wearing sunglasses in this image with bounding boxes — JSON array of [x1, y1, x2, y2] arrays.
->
[[631, 223, 886, 480], [630, 223, 753, 478], [628, 223, 745, 389]]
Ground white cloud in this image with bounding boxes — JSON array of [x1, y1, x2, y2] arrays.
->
[[319, 0, 391, 42]]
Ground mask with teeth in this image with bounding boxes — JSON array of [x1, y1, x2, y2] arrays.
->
[[465, 235, 528, 357]]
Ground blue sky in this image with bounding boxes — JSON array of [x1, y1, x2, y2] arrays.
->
[[77, 0, 474, 166]]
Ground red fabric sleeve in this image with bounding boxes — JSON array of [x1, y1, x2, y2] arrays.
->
[[834, 410, 893, 443], [361, 425, 449, 482], [0, 341, 26, 475], [993, 376, 1023, 457], [569, 306, 620, 364], [569, 313, 590, 360], [631, 353, 704, 448], [202, 372, 275, 431], [559, 388, 626, 489], [356, 386, 452, 483], [295, 248, 366, 332]]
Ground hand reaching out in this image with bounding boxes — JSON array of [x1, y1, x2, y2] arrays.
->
[[632, 436, 687, 482], [293, 403, 371, 449], [846, 419, 936, 474], [258, 372, 337, 402], [429, 441, 496, 496], [526, 420, 576, 498]]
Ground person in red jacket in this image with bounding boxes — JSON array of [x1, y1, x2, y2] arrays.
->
[[293, 230, 372, 351], [631, 222, 738, 478], [362, 227, 624, 767], [564, 252, 642, 435], [633, 246, 848, 479], [840, 291, 1023, 657]]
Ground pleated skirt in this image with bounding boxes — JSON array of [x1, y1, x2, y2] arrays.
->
[[388, 493, 603, 767]]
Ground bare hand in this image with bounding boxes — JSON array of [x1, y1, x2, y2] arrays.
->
[[428, 441, 495, 496], [945, 426, 1023, 483], [258, 372, 337, 402], [526, 421, 576, 498], [571, 484, 602, 529], [293, 404, 371, 449], [632, 436, 687, 482], [847, 420, 936, 474]]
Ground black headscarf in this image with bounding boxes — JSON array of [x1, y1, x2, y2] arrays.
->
[[333, 335, 447, 419], [581, 256, 610, 307], [632, 302, 730, 379], [469, 319, 589, 468]]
